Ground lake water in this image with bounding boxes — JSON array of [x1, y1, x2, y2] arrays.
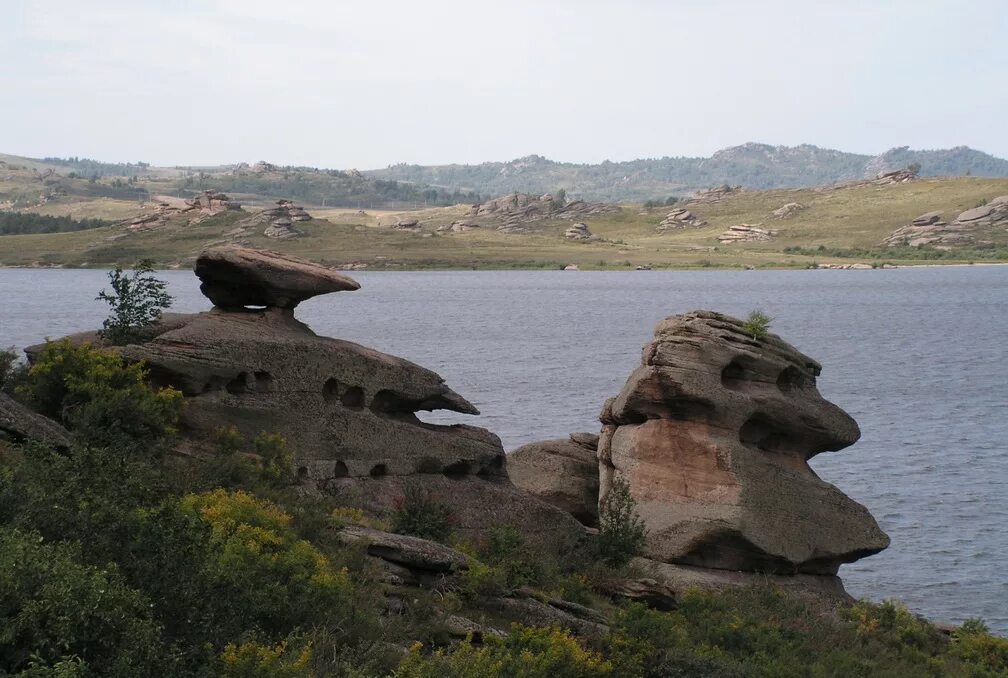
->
[[1, 266, 1006, 631]]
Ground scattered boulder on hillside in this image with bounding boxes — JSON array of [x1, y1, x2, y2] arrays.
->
[[564, 223, 596, 240], [881, 196, 1008, 247], [184, 190, 242, 214], [873, 168, 917, 185], [465, 192, 619, 233], [689, 185, 741, 203], [597, 310, 889, 575], [31, 245, 586, 553], [772, 202, 805, 219], [390, 218, 421, 232], [244, 199, 312, 239], [252, 160, 278, 173], [0, 393, 72, 449], [508, 433, 600, 526], [121, 200, 183, 231], [656, 208, 707, 232], [438, 220, 480, 233], [717, 224, 775, 243]]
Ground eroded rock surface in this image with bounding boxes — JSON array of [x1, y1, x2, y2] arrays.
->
[[598, 310, 889, 575], [194, 245, 360, 309], [508, 433, 600, 526], [882, 196, 1008, 247], [0, 393, 72, 449]]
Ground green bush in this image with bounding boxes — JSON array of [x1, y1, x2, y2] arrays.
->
[[395, 625, 612, 677], [597, 477, 647, 567], [179, 489, 354, 639], [217, 638, 314, 678], [96, 259, 173, 345], [0, 527, 170, 677], [18, 340, 182, 448], [741, 309, 773, 340], [391, 485, 455, 542]]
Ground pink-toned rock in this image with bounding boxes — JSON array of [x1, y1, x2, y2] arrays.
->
[[194, 245, 360, 309], [598, 310, 889, 575]]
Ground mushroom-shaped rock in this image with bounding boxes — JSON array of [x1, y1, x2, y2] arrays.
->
[[598, 310, 889, 575], [195, 245, 360, 310]]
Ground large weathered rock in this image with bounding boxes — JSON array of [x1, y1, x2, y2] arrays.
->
[[881, 196, 1008, 248], [336, 525, 470, 573], [194, 245, 360, 309], [508, 433, 600, 526], [598, 310, 889, 575], [0, 393, 72, 449]]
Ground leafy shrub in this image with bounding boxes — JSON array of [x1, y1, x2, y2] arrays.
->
[[179, 489, 353, 639], [0, 347, 19, 390], [18, 340, 182, 448], [395, 625, 612, 677], [597, 476, 647, 567], [96, 259, 173, 345], [218, 638, 314, 678], [255, 431, 294, 486], [391, 485, 455, 542], [0, 527, 170, 677], [951, 618, 1008, 672], [741, 309, 773, 340], [459, 526, 551, 598]]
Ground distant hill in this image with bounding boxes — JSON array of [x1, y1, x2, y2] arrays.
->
[[365, 143, 1008, 202]]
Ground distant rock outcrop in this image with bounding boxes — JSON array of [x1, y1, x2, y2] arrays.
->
[[689, 185, 741, 203], [882, 196, 1008, 247], [246, 200, 312, 239], [466, 192, 620, 232], [873, 168, 917, 185], [564, 223, 595, 240], [717, 224, 776, 243], [772, 202, 805, 219], [597, 311, 889, 575], [656, 208, 707, 232], [185, 190, 242, 213]]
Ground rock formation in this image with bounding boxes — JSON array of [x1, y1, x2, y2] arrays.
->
[[656, 208, 707, 232], [31, 245, 584, 552], [184, 190, 242, 213], [437, 221, 480, 233], [466, 192, 619, 232], [772, 202, 805, 219], [689, 185, 741, 203], [882, 196, 1008, 247], [244, 200, 312, 239], [194, 245, 360, 309], [597, 311, 889, 575], [564, 223, 595, 240], [0, 393, 72, 449], [390, 218, 422, 232], [873, 168, 917, 184], [718, 224, 776, 243], [508, 432, 600, 526]]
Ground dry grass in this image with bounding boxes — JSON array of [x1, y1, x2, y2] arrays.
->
[[3, 177, 1007, 269]]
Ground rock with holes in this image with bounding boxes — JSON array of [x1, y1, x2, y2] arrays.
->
[[26, 251, 587, 553], [194, 245, 360, 310], [597, 310, 888, 575], [508, 433, 600, 526]]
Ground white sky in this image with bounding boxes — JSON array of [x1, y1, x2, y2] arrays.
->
[[2, 0, 1006, 168]]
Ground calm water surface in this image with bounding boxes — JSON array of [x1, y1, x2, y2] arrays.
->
[[2, 266, 1006, 631]]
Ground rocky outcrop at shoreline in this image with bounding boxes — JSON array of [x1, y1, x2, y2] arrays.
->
[[596, 311, 889, 575]]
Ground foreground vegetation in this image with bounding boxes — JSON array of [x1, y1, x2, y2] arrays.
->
[[1, 319, 1005, 674]]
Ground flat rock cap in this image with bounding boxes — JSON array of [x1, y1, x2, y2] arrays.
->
[[195, 245, 360, 309]]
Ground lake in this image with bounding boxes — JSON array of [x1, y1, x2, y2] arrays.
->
[[2, 266, 1006, 631]]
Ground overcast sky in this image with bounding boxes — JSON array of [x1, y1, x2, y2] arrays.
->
[[3, 0, 1006, 169]]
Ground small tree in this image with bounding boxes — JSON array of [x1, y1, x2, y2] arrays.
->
[[554, 188, 567, 207], [742, 310, 773, 340], [96, 259, 173, 345], [598, 476, 647, 567]]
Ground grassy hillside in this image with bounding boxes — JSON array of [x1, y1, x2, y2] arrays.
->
[[2, 176, 1006, 270]]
